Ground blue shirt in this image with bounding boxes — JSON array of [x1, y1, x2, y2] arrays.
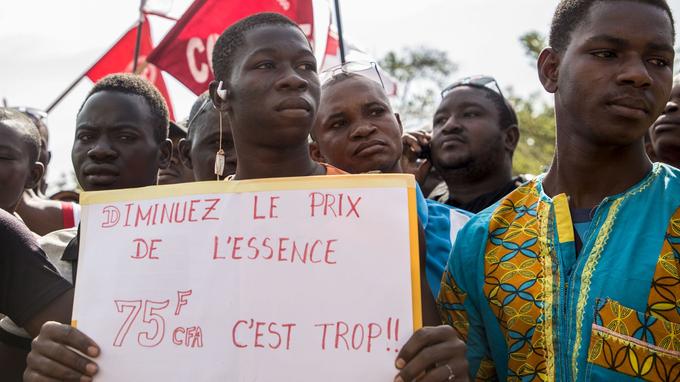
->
[[438, 164, 680, 381]]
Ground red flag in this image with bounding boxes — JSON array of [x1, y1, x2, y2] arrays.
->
[[86, 16, 175, 120], [147, 0, 314, 95]]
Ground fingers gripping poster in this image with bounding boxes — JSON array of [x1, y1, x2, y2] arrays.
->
[[71, 174, 422, 381]]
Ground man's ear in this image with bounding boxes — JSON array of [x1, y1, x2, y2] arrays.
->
[[503, 124, 520, 153], [537, 47, 560, 94], [178, 138, 194, 169], [209, 80, 231, 112], [24, 162, 45, 190], [309, 140, 326, 162], [158, 138, 173, 170], [395, 113, 404, 135]]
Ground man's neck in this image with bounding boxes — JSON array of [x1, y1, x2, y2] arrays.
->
[[440, 163, 513, 205], [233, 142, 324, 180], [542, 130, 652, 209]]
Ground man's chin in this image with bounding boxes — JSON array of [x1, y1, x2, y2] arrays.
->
[[434, 156, 474, 171]]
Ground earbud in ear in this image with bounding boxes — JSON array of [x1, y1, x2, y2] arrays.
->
[[216, 81, 228, 101]]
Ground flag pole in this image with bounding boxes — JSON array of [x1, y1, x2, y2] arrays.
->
[[45, 72, 87, 113], [132, 0, 147, 73], [45, 17, 140, 113], [333, 0, 346, 64]]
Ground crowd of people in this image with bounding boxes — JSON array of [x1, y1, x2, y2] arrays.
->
[[1, 0, 680, 380]]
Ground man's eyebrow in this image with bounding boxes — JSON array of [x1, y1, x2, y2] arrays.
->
[[583, 35, 675, 54], [584, 34, 629, 48], [647, 41, 675, 54], [323, 111, 346, 124], [247, 47, 278, 57]]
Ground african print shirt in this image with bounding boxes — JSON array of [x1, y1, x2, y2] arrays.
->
[[437, 163, 680, 381]]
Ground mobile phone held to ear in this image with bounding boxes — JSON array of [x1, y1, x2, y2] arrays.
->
[[418, 144, 431, 160]]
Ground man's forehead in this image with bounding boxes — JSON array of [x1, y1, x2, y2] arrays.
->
[[242, 24, 312, 55], [78, 91, 153, 127], [322, 77, 387, 109], [569, 1, 674, 50], [438, 86, 494, 110]]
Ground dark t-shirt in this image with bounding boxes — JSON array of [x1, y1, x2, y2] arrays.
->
[[446, 177, 526, 214], [0, 209, 72, 326]]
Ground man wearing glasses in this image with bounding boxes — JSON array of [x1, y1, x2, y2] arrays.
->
[[425, 76, 522, 214], [437, 0, 680, 380]]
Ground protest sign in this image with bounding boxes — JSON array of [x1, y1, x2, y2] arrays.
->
[[71, 174, 421, 381]]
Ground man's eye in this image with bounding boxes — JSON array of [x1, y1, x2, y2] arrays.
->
[[462, 111, 480, 118], [77, 134, 93, 142], [298, 62, 317, 72], [433, 116, 448, 126], [592, 50, 616, 59], [649, 58, 670, 67], [256, 62, 275, 69], [369, 108, 386, 117], [119, 134, 136, 142], [330, 120, 346, 129]]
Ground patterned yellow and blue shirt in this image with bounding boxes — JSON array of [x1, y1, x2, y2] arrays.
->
[[437, 163, 680, 381]]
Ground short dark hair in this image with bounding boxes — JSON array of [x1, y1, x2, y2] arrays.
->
[[550, 0, 675, 53], [0, 107, 41, 162], [212, 12, 306, 81], [187, 92, 212, 140], [321, 72, 364, 91], [79, 73, 169, 142]]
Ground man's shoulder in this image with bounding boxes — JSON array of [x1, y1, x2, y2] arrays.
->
[[39, 227, 77, 257], [39, 227, 77, 246]]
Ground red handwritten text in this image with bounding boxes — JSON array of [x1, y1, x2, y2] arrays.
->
[[231, 319, 296, 350], [309, 192, 361, 218], [212, 236, 338, 265]]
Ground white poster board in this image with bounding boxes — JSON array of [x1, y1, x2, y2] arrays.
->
[[72, 174, 421, 381]]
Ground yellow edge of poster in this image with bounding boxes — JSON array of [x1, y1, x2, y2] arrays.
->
[[74, 173, 422, 331], [407, 186, 423, 330]]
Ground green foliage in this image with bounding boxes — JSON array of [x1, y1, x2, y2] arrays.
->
[[380, 47, 457, 127], [519, 31, 545, 60], [512, 30, 555, 176], [379, 39, 556, 175], [508, 91, 555, 175]]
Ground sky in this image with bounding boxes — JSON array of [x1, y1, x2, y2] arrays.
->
[[1, 0, 679, 192]]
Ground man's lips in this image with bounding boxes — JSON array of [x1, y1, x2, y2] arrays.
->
[[653, 118, 680, 134], [158, 168, 180, 179], [83, 165, 119, 177], [439, 136, 467, 149], [82, 165, 120, 184], [275, 98, 312, 113], [353, 140, 387, 156], [606, 97, 650, 119]]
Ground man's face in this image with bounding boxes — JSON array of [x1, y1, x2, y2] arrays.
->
[[158, 132, 195, 185], [0, 124, 36, 212], [430, 86, 506, 171], [649, 82, 680, 166], [551, 1, 674, 146], [72, 91, 168, 191], [185, 108, 237, 181], [313, 76, 402, 174], [226, 25, 320, 149]]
